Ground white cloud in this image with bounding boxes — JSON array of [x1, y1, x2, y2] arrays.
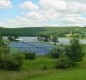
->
[[66, 2, 86, 13], [1, 11, 86, 28], [39, 0, 86, 13], [0, 0, 12, 8], [64, 0, 86, 3], [41, 10, 61, 20], [39, 0, 67, 11], [26, 11, 43, 20], [61, 14, 86, 26], [20, 1, 39, 11], [26, 9, 61, 21], [1, 0, 86, 28]]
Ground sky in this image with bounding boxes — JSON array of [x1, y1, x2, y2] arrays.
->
[[0, 0, 86, 28]]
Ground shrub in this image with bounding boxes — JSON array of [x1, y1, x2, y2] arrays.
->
[[12, 53, 25, 70], [56, 54, 70, 69], [24, 52, 36, 60], [0, 36, 24, 70], [2, 55, 19, 70], [0, 52, 24, 70], [50, 48, 63, 59]]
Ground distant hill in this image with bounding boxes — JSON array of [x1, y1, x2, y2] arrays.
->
[[0, 27, 86, 37]]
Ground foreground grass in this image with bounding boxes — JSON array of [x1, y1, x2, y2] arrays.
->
[[27, 44, 86, 80], [28, 68, 86, 80], [0, 69, 61, 80], [0, 45, 85, 80], [0, 56, 58, 80]]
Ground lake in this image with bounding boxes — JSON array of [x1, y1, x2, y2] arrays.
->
[[4, 37, 86, 54], [3, 37, 86, 44], [19, 37, 86, 44]]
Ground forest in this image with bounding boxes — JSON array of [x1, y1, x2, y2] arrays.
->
[[0, 27, 86, 38]]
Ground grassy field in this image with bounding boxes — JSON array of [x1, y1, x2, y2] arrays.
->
[[0, 45, 85, 80], [27, 45, 86, 80], [28, 69, 86, 80], [0, 56, 58, 80]]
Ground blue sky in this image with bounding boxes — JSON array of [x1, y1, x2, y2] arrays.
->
[[0, 0, 26, 19], [0, 0, 86, 28], [0, 0, 39, 18]]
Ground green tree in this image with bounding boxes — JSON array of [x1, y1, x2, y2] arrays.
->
[[7, 36, 14, 41], [14, 36, 19, 40], [52, 35, 58, 45], [0, 35, 4, 46], [7, 36, 19, 41], [65, 37, 84, 65], [44, 36, 49, 42]]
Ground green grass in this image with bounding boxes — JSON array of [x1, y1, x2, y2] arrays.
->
[[26, 44, 86, 80], [0, 45, 85, 80], [28, 68, 86, 80], [0, 56, 58, 80], [21, 56, 57, 70]]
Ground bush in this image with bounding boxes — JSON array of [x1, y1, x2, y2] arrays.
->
[[56, 54, 70, 69], [50, 48, 63, 59], [24, 52, 36, 60], [2, 56, 20, 70], [12, 53, 25, 70], [0, 52, 24, 70], [0, 36, 24, 70]]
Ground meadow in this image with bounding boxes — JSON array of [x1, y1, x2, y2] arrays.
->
[[0, 44, 85, 80]]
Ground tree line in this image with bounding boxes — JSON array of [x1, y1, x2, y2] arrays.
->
[[0, 27, 85, 38]]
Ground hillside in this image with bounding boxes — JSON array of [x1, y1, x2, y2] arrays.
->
[[0, 27, 86, 37]]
